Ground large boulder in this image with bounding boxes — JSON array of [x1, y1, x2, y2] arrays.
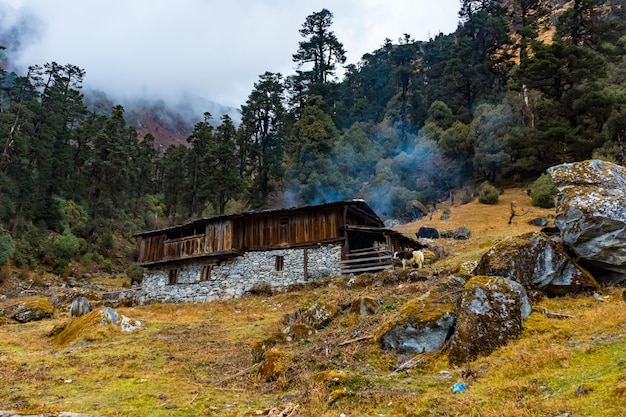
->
[[547, 159, 626, 282], [448, 276, 531, 365], [374, 277, 464, 354], [477, 231, 600, 296]]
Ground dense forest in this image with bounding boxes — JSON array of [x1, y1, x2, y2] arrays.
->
[[1, 0, 626, 273]]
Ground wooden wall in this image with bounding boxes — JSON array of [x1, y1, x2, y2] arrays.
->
[[240, 207, 339, 250], [138, 220, 234, 264], [137, 203, 386, 266]]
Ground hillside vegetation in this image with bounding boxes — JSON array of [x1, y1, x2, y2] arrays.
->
[[2, 1, 626, 281], [1, 188, 625, 417]]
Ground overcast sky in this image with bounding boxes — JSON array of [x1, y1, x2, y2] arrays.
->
[[3, 0, 461, 109]]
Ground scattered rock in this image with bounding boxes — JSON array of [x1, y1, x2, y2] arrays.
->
[[540, 226, 561, 237], [51, 307, 141, 347], [70, 296, 91, 318], [316, 370, 348, 384], [258, 348, 284, 382], [452, 226, 470, 240], [327, 388, 348, 405], [575, 382, 598, 396], [12, 298, 54, 323], [301, 302, 340, 329], [282, 323, 316, 342], [102, 290, 137, 308], [406, 200, 428, 221], [252, 333, 287, 363], [529, 217, 548, 227], [350, 296, 378, 316]]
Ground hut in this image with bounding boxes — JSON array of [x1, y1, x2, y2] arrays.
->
[[136, 200, 418, 303]]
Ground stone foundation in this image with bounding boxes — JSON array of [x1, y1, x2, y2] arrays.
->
[[139, 245, 342, 303]]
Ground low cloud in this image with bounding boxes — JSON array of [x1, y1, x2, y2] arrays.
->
[[4, 0, 459, 108]]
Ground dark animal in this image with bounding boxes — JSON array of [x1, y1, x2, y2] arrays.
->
[[540, 226, 561, 236], [70, 296, 91, 318], [393, 250, 424, 269], [416, 226, 439, 239]]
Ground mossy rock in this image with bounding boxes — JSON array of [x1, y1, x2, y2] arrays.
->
[[258, 348, 284, 382], [349, 296, 378, 316], [374, 277, 464, 354], [316, 369, 348, 385], [13, 298, 54, 323], [251, 333, 287, 363], [478, 231, 600, 296], [327, 388, 349, 405], [301, 302, 340, 329], [448, 276, 531, 366], [291, 322, 316, 340], [51, 309, 118, 347]]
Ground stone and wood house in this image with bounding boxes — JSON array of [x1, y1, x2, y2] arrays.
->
[[136, 200, 419, 303]]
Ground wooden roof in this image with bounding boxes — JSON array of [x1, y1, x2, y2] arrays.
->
[[136, 199, 383, 237]]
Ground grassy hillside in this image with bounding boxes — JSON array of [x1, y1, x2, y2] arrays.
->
[[1, 189, 625, 416]]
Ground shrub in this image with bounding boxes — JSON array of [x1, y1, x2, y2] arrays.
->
[[12, 228, 45, 268], [530, 174, 558, 208], [126, 265, 144, 286], [478, 181, 500, 205], [0, 232, 13, 266], [52, 229, 81, 260]]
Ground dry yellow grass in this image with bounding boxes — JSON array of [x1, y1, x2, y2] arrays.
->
[[393, 187, 556, 264], [1, 188, 625, 416]]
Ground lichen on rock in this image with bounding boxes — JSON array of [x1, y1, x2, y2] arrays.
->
[[477, 231, 600, 296], [374, 277, 464, 354], [448, 275, 531, 365], [547, 159, 626, 281]]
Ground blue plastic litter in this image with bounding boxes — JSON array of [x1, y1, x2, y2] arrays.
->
[[452, 383, 467, 393]]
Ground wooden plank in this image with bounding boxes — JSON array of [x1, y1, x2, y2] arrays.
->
[[340, 255, 393, 265], [341, 264, 393, 274], [345, 250, 392, 258], [341, 260, 393, 269]]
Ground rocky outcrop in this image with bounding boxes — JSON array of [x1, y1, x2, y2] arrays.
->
[[477, 231, 600, 296], [448, 276, 531, 365], [547, 159, 626, 282], [375, 273, 535, 365]]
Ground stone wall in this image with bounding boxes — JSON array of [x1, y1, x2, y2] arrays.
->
[[139, 244, 342, 304]]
